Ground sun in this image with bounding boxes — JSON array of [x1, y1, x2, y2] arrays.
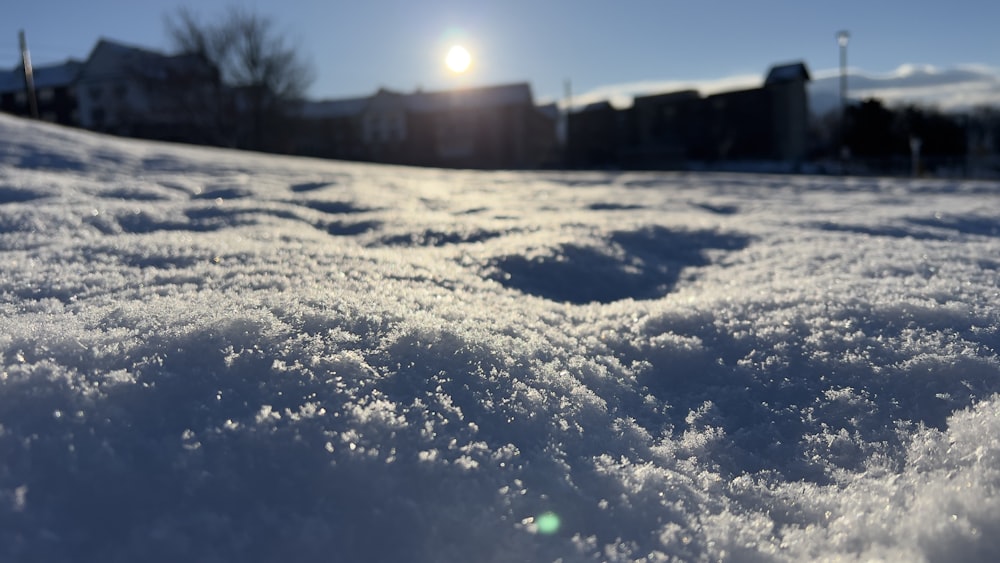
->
[[445, 45, 472, 73]]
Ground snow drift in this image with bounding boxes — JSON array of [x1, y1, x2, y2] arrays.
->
[[1, 114, 999, 562]]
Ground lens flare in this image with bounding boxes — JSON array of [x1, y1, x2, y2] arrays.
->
[[535, 512, 560, 535]]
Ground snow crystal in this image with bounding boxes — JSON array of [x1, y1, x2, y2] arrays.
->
[[1, 114, 999, 561]]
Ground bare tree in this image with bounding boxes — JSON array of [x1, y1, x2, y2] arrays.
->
[[165, 6, 315, 151]]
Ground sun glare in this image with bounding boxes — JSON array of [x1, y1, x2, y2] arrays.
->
[[445, 45, 471, 73]]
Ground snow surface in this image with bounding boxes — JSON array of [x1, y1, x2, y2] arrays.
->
[[2, 113, 1000, 562]]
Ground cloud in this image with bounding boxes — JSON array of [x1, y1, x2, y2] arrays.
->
[[561, 64, 1000, 115]]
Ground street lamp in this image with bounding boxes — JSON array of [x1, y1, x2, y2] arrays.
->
[[837, 30, 850, 171], [837, 31, 849, 111]]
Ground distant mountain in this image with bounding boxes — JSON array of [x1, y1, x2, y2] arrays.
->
[[808, 64, 1000, 115]]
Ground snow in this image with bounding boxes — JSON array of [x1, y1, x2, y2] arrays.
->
[[2, 113, 1000, 562]]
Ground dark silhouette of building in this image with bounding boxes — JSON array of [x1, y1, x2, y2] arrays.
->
[[300, 83, 559, 169], [0, 59, 82, 125], [763, 62, 812, 162], [567, 101, 630, 168], [298, 96, 371, 161], [1, 39, 218, 145], [568, 61, 812, 170], [75, 39, 219, 142], [3, 38, 823, 173], [627, 90, 705, 167]]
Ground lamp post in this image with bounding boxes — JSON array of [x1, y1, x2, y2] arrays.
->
[[837, 30, 850, 172]]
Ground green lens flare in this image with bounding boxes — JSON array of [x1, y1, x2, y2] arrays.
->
[[536, 512, 560, 535]]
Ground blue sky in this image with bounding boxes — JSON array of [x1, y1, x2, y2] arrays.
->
[[4, 0, 1000, 107]]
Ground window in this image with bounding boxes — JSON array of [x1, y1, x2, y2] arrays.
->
[[362, 111, 407, 144], [37, 88, 54, 103]]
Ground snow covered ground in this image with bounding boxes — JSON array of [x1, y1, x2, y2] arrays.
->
[[2, 113, 999, 562]]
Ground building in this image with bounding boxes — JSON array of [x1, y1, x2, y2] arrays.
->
[[75, 39, 219, 142], [762, 62, 812, 162], [1, 39, 219, 145], [966, 109, 1000, 178], [297, 96, 371, 161], [0, 59, 82, 125], [300, 82, 559, 169], [567, 61, 812, 170], [566, 101, 628, 168], [627, 90, 705, 166]]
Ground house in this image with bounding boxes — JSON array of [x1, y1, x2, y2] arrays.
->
[[407, 83, 558, 168], [567, 61, 812, 169], [297, 96, 370, 160], [627, 90, 705, 166], [566, 101, 627, 168], [358, 88, 412, 163], [697, 61, 810, 163], [703, 86, 774, 160], [300, 82, 558, 169], [762, 62, 811, 162], [75, 39, 218, 142], [0, 59, 82, 125]]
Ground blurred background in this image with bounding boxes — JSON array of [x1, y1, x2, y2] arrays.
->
[[3, 0, 1000, 176]]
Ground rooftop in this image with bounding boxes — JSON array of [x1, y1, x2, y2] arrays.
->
[[0, 59, 82, 93], [302, 82, 535, 119]]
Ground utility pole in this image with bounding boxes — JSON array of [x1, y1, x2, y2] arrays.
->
[[19, 30, 39, 119], [563, 78, 572, 167]]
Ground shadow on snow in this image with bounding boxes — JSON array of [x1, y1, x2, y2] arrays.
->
[[489, 226, 751, 304]]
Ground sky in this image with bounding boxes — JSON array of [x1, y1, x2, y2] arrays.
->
[[4, 110, 1000, 561], [4, 1, 1000, 107]]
